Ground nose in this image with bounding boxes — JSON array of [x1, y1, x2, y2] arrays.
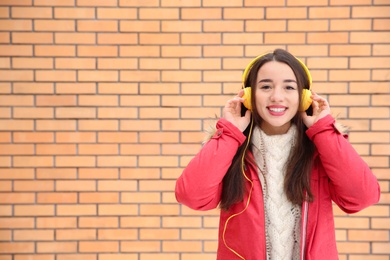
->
[[270, 86, 283, 102]]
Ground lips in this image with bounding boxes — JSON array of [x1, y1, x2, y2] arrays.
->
[[267, 106, 287, 115]]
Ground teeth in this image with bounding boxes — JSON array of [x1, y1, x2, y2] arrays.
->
[[269, 107, 285, 112]]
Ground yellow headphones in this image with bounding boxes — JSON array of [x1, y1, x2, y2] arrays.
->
[[242, 52, 312, 112]]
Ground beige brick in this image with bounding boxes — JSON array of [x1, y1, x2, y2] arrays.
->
[[309, 7, 351, 18], [349, 255, 390, 260], [35, 0, 74, 6], [203, 0, 242, 7], [353, 6, 390, 18], [372, 242, 390, 254], [308, 32, 349, 44], [139, 8, 179, 19], [35, 20, 75, 31], [121, 217, 160, 228], [54, 7, 95, 19], [161, 46, 202, 57], [266, 7, 307, 19], [99, 205, 138, 216], [36, 70, 76, 81], [204, 21, 244, 32], [140, 229, 179, 240], [181, 228, 218, 240], [12, 32, 53, 44], [371, 218, 390, 229], [162, 21, 202, 32], [98, 33, 138, 44], [77, 20, 118, 32], [330, 0, 371, 5], [288, 20, 329, 31], [37, 192, 77, 203], [348, 230, 389, 241], [97, 7, 137, 19], [351, 57, 390, 68], [101, 251, 135, 259], [330, 19, 372, 31], [13, 83, 53, 94], [98, 229, 137, 240], [181, 7, 221, 19], [14, 230, 54, 241], [372, 44, 390, 56], [56, 254, 95, 260], [0, 192, 35, 204], [79, 217, 118, 228], [265, 32, 306, 44], [120, 241, 160, 253], [140, 58, 179, 70], [0, 242, 34, 253], [337, 242, 370, 253], [37, 162, 75, 176], [224, 8, 264, 19], [246, 20, 286, 32], [163, 241, 202, 252], [80, 192, 119, 204], [351, 32, 390, 43], [0, 20, 32, 31], [122, 192, 160, 203], [181, 33, 221, 45], [223, 33, 263, 44], [77, 46, 118, 57]]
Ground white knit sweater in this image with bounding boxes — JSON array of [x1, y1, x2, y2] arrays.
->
[[252, 125, 301, 260]]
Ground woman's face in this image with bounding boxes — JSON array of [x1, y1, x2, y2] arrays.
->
[[255, 61, 299, 135]]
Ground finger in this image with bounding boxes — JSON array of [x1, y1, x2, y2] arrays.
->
[[300, 111, 312, 128], [311, 93, 327, 103], [244, 109, 251, 119], [237, 89, 245, 97], [225, 98, 242, 113], [301, 111, 308, 120], [231, 96, 245, 108], [317, 97, 329, 109], [311, 100, 320, 114], [319, 100, 328, 109], [225, 99, 236, 110]]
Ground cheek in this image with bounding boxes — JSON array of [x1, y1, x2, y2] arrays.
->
[[254, 91, 265, 103], [290, 92, 300, 106], [254, 93, 266, 110]]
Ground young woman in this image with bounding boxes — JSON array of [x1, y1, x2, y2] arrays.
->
[[175, 49, 380, 260]]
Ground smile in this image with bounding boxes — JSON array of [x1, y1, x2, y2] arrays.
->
[[268, 107, 287, 112]]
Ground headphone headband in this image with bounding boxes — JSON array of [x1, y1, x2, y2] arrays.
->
[[242, 52, 312, 90]]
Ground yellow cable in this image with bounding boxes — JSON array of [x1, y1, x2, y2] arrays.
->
[[222, 117, 254, 260]]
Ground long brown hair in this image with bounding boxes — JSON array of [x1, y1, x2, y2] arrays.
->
[[220, 49, 316, 211]]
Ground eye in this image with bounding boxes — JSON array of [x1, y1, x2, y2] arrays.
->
[[260, 85, 271, 90], [286, 85, 297, 90]]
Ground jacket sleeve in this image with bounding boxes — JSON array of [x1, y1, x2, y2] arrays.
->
[[306, 114, 380, 214], [175, 118, 246, 211]]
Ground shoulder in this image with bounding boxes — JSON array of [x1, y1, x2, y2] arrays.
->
[[203, 117, 246, 145]]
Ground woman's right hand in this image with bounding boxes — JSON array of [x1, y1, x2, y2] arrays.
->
[[222, 89, 251, 132]]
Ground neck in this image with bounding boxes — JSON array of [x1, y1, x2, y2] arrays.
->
[[260, 122, 292, 135]]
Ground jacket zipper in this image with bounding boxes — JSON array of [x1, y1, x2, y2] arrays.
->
[[301, 199, 309, 260]]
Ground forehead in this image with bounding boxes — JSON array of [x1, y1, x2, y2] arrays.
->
[[257, 61, 296, 80]]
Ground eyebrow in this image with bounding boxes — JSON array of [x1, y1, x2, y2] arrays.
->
[[258, 79, 297, 83]]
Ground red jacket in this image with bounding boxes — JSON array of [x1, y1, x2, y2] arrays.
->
[[175, 115, 380, 260]]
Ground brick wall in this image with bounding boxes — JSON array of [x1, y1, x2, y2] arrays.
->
[[0, 0, 389, 259]]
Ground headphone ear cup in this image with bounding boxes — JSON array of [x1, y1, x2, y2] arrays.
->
[[300, 89, 312, 111], [242, 87, 252, 111]]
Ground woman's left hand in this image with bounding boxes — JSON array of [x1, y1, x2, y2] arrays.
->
[[301, 92, 331, 128]]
